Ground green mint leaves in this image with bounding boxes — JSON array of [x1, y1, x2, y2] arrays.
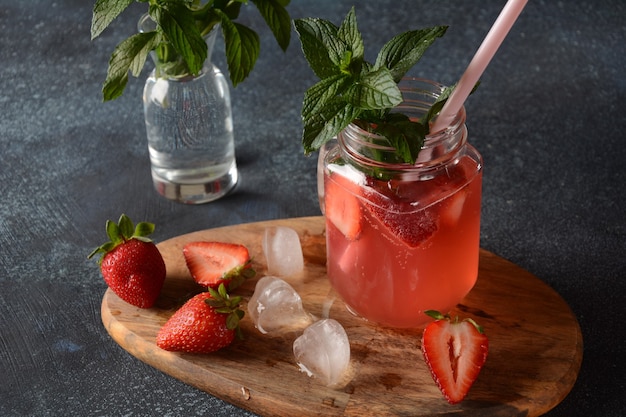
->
[[151, 1, 209, 75], [91, 0, 134, 40], [294, 8, 448, 164], [102, 31, 161, 101], [91, 0, 291, 101]]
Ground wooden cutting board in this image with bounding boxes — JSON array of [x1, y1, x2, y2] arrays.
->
[[101, 216, 583, 417]]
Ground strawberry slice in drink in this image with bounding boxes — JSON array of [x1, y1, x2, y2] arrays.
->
[[362, 159, 474, 247], [324, 169, 362, 241], [362, 179, 438, 248]]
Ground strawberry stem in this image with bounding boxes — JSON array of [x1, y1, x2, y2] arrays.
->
[[424, 310, 447, 321], [88, 214, 156, 264], [464, 317, 485, 334], [205, 283, 245, 335]]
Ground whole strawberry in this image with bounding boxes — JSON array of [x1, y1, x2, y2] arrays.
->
[[421, 310, 489, 404], [156, 284, 244, 353], [88, 214, 166, 308]]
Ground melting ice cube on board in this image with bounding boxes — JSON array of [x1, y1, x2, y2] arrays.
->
[[293, 319, 351, 387], [247, 276, 313, 334], [262, 226, 304, 277]]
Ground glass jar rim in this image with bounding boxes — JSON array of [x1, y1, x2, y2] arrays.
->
[[339, 77, 467, 170], [397, 77, 466, 141], [353, 77, 466, 144]]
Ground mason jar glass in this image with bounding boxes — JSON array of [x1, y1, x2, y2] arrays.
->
[[322, 78, 483, 328]]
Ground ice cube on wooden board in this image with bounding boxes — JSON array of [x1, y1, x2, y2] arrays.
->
[[262, 226, 304, 277], [293, 319, 351, 387], [247, 276, 314, 334]]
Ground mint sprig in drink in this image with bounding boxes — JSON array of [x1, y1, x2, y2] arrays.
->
[[295, 9, 483, 328]]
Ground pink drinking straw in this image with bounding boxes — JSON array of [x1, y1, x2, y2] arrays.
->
[[430, 0, 529, 133]]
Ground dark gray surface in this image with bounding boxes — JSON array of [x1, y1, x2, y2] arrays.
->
[[1, 1, 624, 416]]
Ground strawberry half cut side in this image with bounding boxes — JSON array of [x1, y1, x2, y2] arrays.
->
[[183, 241, 255, 290], [421, 310, 489, 404]]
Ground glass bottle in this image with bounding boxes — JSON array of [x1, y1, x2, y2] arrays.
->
[[321, 78, 483, 328], [139, 15, 237, 204]]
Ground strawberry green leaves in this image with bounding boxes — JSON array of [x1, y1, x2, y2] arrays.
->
[[294, 8, 448, 164], [91, 0, 291, 101], [206, 283, 245, 335], [88, 214, 156, 264]]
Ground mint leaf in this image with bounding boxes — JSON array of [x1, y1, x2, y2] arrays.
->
[[293, 17, 345, 79], [302, 74, 352, 121], [344, 67, 402, 110], [150, 2, 207, 75], [303, 100, 361, 154], [250, 0, 292, 51], [423, 81, 480, 127], [218, 12, 261, 86], [423, 83, 455, 126], [372, 115, 427, 163], [375, 26, 448, 82], [337, 7, 364, 62], [129, 32, 163, 76], [216, 1, 242, 21], [93, 0, 291, 100], [91, 0, 134, 40], [103, 31, 160, 101], [295, 8, 450, 161]]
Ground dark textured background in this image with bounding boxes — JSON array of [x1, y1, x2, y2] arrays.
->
[[1, 0, 624, 415]]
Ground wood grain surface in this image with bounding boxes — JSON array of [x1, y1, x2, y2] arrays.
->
[[101, 216, 583, 417]]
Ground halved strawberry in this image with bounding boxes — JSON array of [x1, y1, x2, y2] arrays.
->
[[183, 241, 254, 289], [324, 170, 362, 241], [421, 310, 489, 404]]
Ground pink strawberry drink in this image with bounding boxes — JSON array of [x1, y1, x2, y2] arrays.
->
[[322, 80, 483, 328]]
